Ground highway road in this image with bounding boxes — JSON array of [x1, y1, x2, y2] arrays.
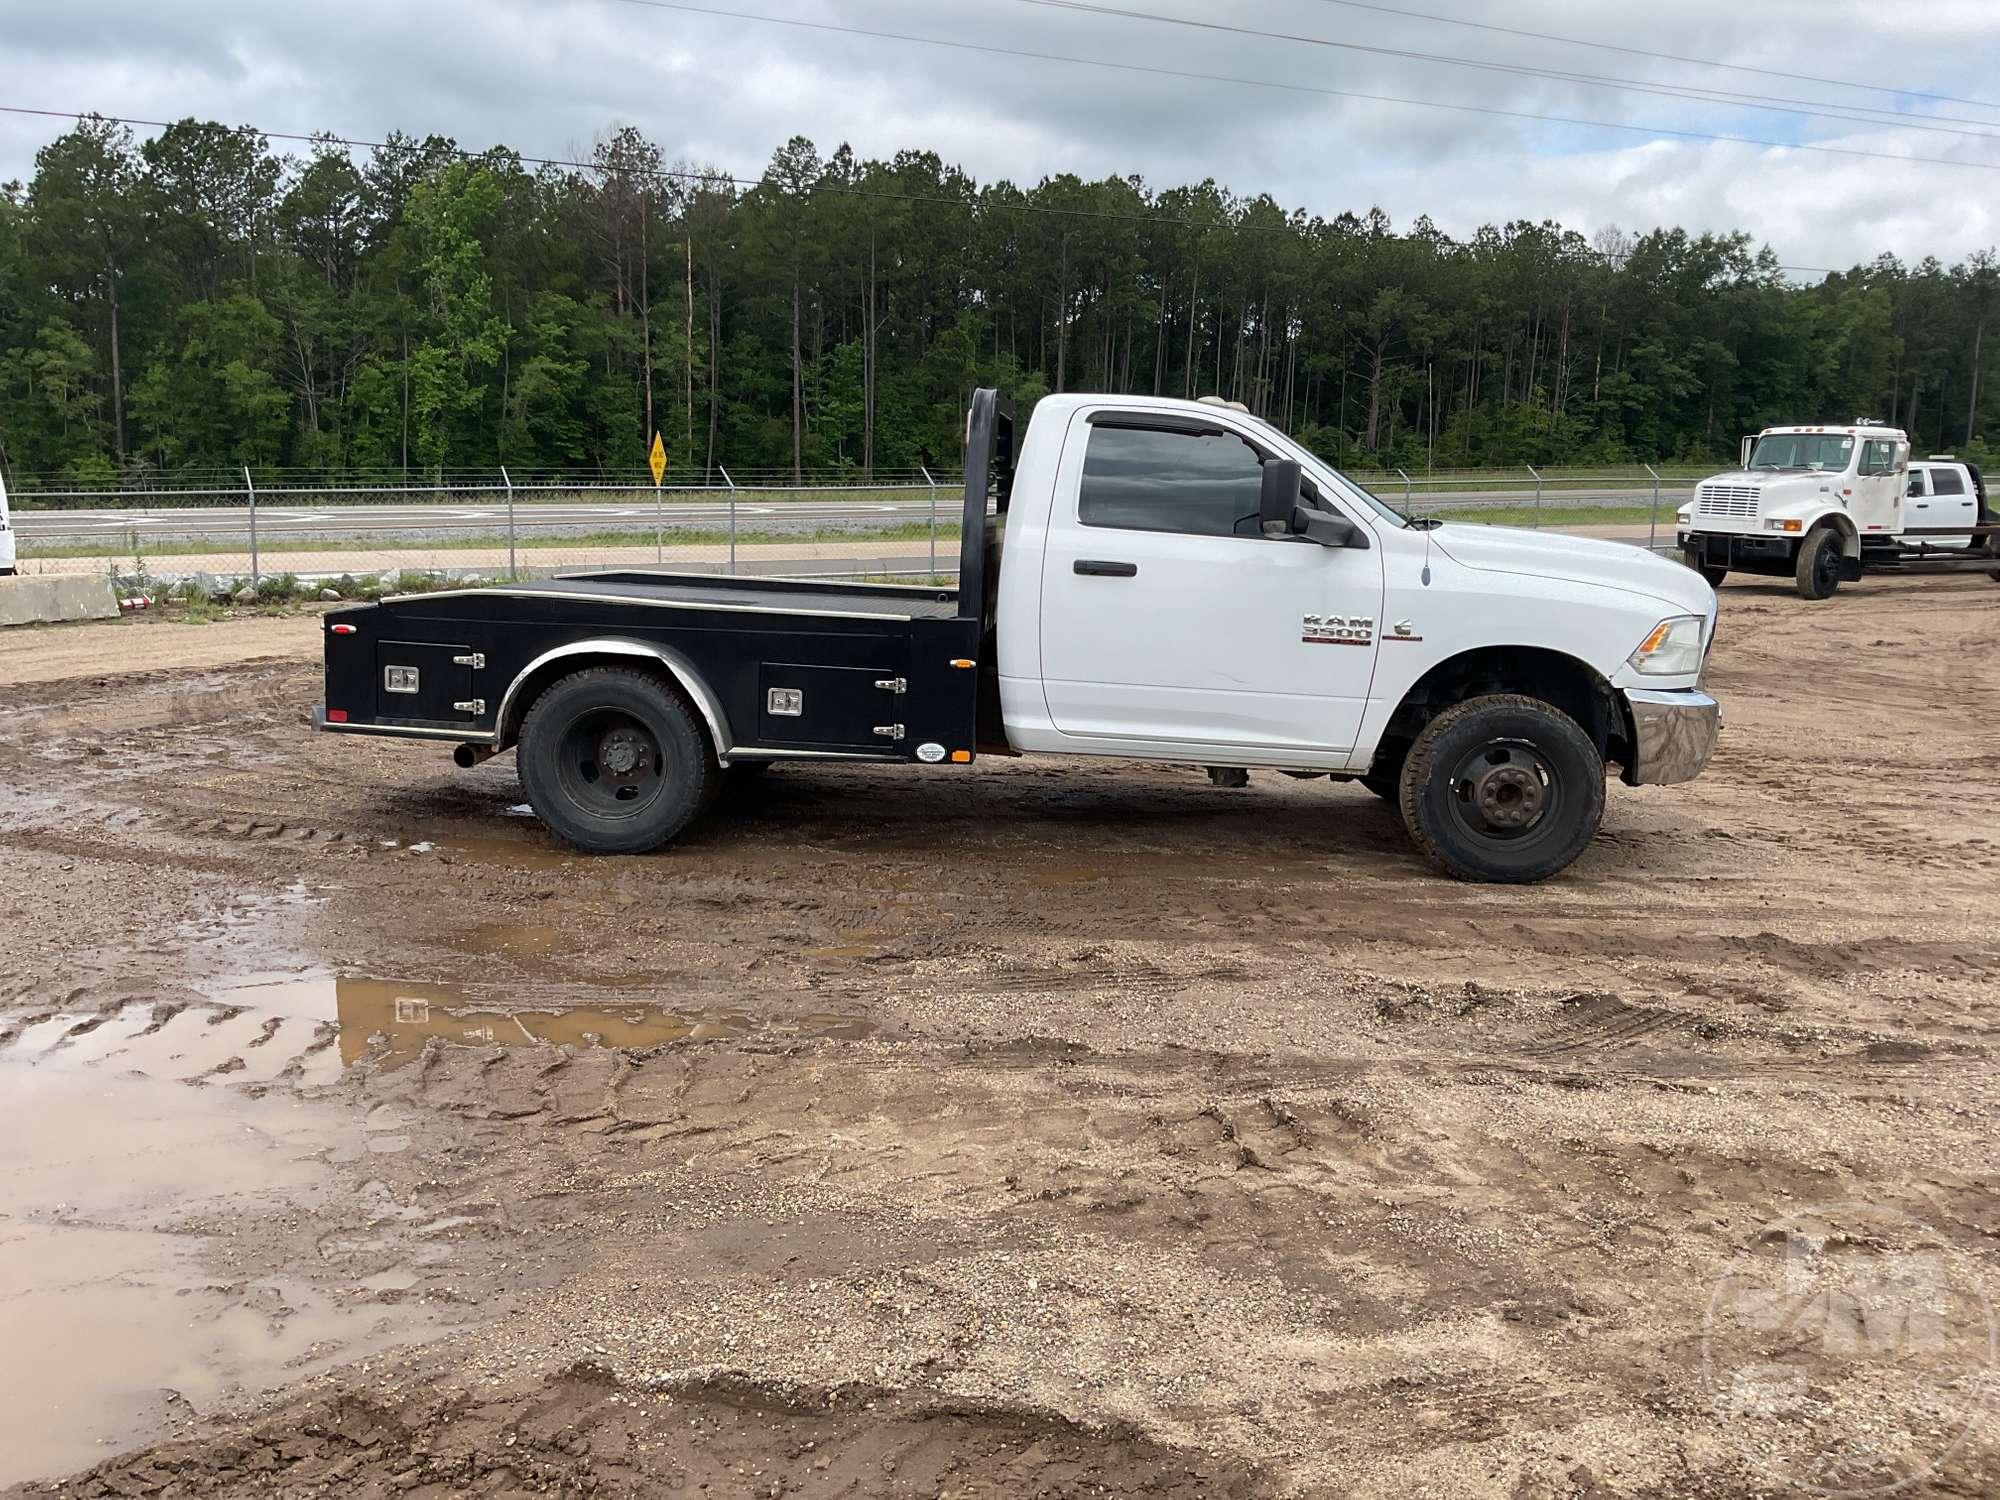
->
[[14, 483, 1688, 547]]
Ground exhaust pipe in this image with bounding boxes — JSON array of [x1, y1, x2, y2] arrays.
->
[[453, 743, 497, 769]]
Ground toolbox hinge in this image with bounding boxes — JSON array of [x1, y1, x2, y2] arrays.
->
[[453, 699, 488, 715], [872, 723, 906, 740], [452, 652, 487, 669], [873, 676, 907, 694]]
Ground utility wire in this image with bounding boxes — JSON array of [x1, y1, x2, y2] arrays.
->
[[1299, 0, 2000, 115], [1012, 0, 2000, 143], [0, 104, 1169, 224], [0, 106, 1909, 279], [595, 0, 2000, 172]]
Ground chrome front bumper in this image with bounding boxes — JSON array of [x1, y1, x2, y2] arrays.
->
[[1623, 688, 1721, 785]]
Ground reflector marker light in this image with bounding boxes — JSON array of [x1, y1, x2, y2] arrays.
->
[[330, 623, 357, 635], [326, 709, 349, 722]]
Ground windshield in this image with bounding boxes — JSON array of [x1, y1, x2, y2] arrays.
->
[[1748, 433, 1855, 472], [1226, 407, 1408, 528], [1324, 475, 1411, 527]]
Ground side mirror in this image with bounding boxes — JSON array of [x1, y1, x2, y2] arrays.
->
[[1258, 459, 1303, 535], [1294, 507, 1369, 549]]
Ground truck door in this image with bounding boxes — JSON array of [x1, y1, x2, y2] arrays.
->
[[1852, 438, 1902, 535], [1036, 413, 1383, 755], [1919, 465, 1978, 546]]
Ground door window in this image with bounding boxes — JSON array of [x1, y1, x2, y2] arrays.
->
[[1931, 467, 1965, 495], [1858, 440, 1897, 477], [1079, 424, 1267, 538]]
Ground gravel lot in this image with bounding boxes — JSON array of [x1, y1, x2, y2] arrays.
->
[[2, 573, 1998, 1497]]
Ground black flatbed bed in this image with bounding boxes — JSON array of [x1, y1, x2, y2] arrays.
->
[[318, 393, 1016, 763]]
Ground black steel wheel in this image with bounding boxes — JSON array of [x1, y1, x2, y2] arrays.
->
[[1794, 526, 1843, 600], [518, 667, 715, 854], [1398, 694, 1605, 883]]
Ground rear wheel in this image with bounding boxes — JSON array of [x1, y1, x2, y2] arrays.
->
[[1398, 694, 1605, 883], [1794, 525, 1844, 600], [518, 667, 716, 854]]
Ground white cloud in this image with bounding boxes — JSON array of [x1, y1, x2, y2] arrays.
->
[[5, 0, 1998, 270]]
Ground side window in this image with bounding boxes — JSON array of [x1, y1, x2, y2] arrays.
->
[[1931, 467, 1965, 496], [1079, 423, 1267, 538], [1858, 440, 1896, 477]]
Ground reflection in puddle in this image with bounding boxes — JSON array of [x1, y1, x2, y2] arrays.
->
[[326, 978, 875, 1068], [194, 975, 878, 1070], [0, 980, 875, 1089]]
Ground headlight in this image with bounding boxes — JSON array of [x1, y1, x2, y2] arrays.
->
[[1628, 615, 1706, 676]]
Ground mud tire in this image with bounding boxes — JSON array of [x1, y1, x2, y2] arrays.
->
[[1398, 694, 1605, 884], [518, 667, 717, 854], [1794, 525, 1844, 600]]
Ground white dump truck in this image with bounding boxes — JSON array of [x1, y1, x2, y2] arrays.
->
[[1678, 421, 1998, 597]]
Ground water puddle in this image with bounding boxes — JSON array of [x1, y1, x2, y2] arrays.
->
[[224, 976, 877, 1069], [0, 1063, 416, 1485], [0, 978, 875, 1088], [0, 971, 873, 1484]]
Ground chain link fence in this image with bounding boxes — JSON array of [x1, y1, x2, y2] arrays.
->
[[7, 465, 963, 590], [6, 463, 1699, 590]]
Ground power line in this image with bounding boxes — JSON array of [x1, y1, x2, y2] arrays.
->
[[596, 0, 2000, 172], [1299, 0, 2000, 115], [0, 104, 1170, 224], [1011, 0, 2000, 144], [0, 107, 1914, 281]]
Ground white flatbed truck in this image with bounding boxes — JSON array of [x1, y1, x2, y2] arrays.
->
[[320, 389, 1722, 883]]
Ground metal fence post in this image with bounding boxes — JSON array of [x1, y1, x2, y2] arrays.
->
[[920, 464, 938, 578], [1527, 465, 1542, 529], [500, 465, 516, 580], [718, 465, 736, 574], [243, 466, 260, 587], [1645, 463, 1662, 552]]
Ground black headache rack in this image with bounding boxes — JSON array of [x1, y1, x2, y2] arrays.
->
[[316, 389, 1019, 765]]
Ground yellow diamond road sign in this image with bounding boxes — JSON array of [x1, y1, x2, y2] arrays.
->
[[648, 431, 667, 486]]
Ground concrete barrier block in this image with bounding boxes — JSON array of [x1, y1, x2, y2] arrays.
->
[[0, 575, 123, 628]]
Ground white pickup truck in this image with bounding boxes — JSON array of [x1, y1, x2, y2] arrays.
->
[[319, 389, 1721, 883], [1678, 423, 1998, 597]]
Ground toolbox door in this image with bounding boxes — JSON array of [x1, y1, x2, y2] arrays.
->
[[757, 662, 903, 750], [375, 640, 479, 727]]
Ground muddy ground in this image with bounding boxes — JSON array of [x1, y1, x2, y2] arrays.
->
[[2, 576, 1998, 1498]]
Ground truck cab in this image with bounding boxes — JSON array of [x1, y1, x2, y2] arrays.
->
[[1679, 422, 1908, 596], [1905, 457, 1985, 546]]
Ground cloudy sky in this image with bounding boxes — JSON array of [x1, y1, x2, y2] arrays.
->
[[6, 0, 2000, 272]]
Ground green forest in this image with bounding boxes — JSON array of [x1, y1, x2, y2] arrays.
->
[[2, 114, 1995, 490]]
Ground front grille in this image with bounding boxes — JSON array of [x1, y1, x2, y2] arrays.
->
[[1696, 483, 1761, 519]]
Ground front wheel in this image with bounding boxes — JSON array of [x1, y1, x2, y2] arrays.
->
[[1794, 525, 1844, 600], [517, 667, 717, 854], [1682, 549, 1727, 589], [1398, 695, 1605, 883]]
